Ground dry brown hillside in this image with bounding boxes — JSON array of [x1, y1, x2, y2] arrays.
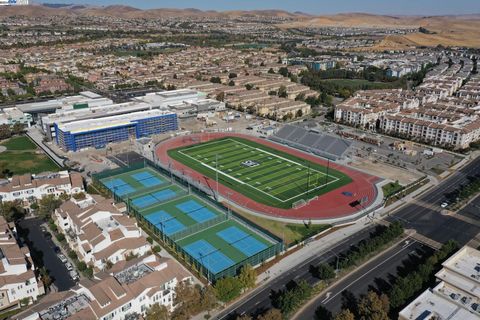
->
[[280, 13, 480, 48]]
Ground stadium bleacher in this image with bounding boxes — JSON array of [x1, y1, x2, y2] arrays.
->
[[270, 125, 352, 160]]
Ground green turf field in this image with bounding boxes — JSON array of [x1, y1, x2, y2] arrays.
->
[[168, 137, 352, 209]]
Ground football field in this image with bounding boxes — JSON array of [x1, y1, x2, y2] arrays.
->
[[168, 137, 352, 208]]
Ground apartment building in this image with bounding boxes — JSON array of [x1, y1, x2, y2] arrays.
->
[[334, 89, 419, 129], [399, 246, 480, 320], [0, 171, 84, 204], [16, 254, 193, 320], [0, 216, 44, 311], [256, 97, 311, 120], [55, 109, 178, 152], [54, 195, 151, 271]]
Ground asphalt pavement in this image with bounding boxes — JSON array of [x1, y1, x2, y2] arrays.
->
[[218, 225, 378, 319], [19, 217, 75, 291], [295, 240, 432, 318], [220, 156, 480, 319]]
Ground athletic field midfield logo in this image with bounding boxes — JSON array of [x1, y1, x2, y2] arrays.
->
[[241, 160, 260, 168]]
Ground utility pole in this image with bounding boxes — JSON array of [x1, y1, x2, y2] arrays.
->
[[325, 159, 330, 186], [215, 153, 219, 200]]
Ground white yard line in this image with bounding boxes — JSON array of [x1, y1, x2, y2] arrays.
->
[[178, 138, 341, 203]]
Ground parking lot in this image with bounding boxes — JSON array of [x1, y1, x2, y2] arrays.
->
[[19, 218, 76, 291], [306, 121, 464, 183]]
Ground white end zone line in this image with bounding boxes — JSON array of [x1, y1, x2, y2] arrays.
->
[[179, 138, 342, 203]]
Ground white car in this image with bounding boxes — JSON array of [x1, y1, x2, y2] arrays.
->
[[440, 202, 449, 208], [58, 254, 68, 264], [69, 271, 79, 281], [65, 262, 73, 271]]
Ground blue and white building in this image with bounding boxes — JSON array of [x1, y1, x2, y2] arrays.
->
[[55, 109, 178, 152]]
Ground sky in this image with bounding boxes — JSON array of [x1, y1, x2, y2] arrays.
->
[[40, 0, 480, 15]]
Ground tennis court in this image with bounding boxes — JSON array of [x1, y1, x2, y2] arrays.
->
[[103, 178, 135, 196], [139, 195, 222, 235], [177, 219, 275, 275], [183, 240, 235, 274], [100, 167, 167, 197], [145, 210, 186, 236], [176, 199, 217, 223], [217, 226, 268, 256], [130, 185, 184, 209]]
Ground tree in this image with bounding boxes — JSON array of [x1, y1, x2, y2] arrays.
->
[[296, 109, 303, 118], [210, 76, 221, 84], [39, 267, 52, 289], [315, 305, 333, 320], [11, 123, 25, 135], [214, 276, 242, 302], [278, 85, 288, 98], [295, 93, 305, 101], [0, 201, 25, 222], [268, 68, 275, 74], [245, 84, 254, 90], [258, 308, 283, 320], [229, 72, 237, 79], [228, 80, 235, 86], [38, 195, 62, 220], [201, 285, 218, 313], [334, 309, 355, 320], [312, 263, 335, 280], [145, 303, 169, 320], [20, 297, 31, 307], [216, 92, 225, 102], [238, 264, 256, 290], [278, 67, 289, 77], [0, 124, 12, 140], [357, 291, 389, 320]]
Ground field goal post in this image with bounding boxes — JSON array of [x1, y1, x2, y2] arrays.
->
[[292, 199, 307, 209]]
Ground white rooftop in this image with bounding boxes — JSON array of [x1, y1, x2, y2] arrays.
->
[[57, 109, 175, 134]]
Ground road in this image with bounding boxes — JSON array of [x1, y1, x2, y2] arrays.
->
[[386, 155, 480, 245], [219, 226, 378, 319], [20, 218, 75, 291], [295, 241, 431, 318], [458, 193, 480, 221], [221, 156, 480, 319]]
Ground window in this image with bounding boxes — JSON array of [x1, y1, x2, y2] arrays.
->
[[121, 303, 131, 312]]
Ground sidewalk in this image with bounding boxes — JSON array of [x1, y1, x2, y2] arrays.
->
[[206, 174, 438, 319]]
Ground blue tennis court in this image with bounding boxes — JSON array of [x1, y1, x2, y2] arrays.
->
[[132, 189, 178, 209], [131, 171, 164, 188], [145, 210, 185, 235], [183, 239, 235, 274], [176, 199, 217, 223], [217, 226, 268, 256], [104, 178, 135, 196]]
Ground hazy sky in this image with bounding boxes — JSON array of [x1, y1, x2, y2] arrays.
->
[[40, 0, 480, 15]]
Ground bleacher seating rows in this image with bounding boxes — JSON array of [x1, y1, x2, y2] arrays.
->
[[270, 125, 352, 160]]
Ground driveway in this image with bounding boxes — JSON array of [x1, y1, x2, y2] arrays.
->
[[19, 217, 75, 291]]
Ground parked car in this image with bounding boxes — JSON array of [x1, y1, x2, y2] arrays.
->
[[69, 271, 79, 281], [58, 254, 68, 264], [441, 202, 449, 208], [53, 246, 61, 254], [65, 262, 73, 271]]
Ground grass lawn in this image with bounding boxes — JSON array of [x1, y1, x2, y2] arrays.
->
[[231, 206, 330, 246], [0, 136, 37, 150], [382, 181, 403, 198], [168, 137, 352, 209], [0, 136, 59, 176]]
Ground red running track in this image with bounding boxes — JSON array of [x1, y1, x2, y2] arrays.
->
[[156, 133, 380, 221]]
